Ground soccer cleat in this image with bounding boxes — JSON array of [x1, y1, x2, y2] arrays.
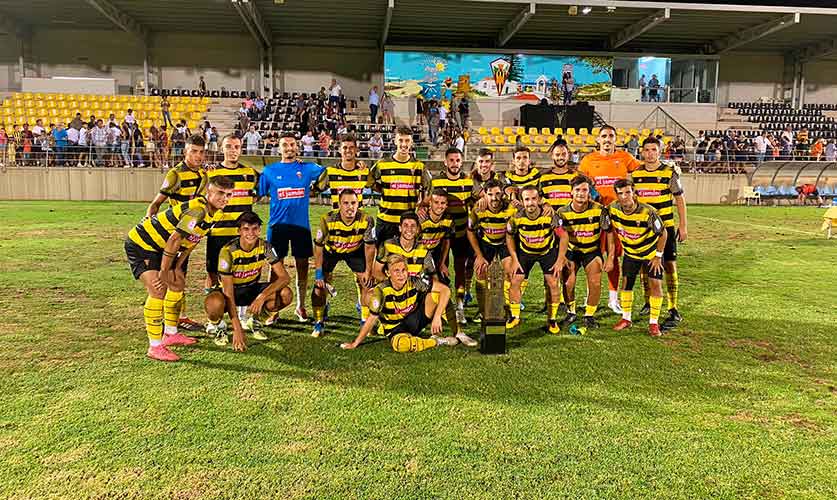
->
[[649, 323, 663, 337], [455, 332, 478, 347], [472, 312, 482, 324], [455, 307, 467, 325], [147, 344, 180, 362], [162, 333, 197, 347], [243, 317, 268, 341], [263, 311, 278, 326], [547, 319, 561, 335], [506, 316, 521, 329], [212, 322, 230, 346], [613, 319, 633, 331], [661, 309, 682, 332], [323, 303, 330, 322], [582, 315, 599, 329], [311, 321, 324, 338], [432, 335, 459, 347], [295, 307, 309, 323], [608, 300, 623, 315], [560, 313, 578, 329], [463, 292, 474, 307], [178, 317, 203, 332], [558, 302, 568, 315], [639, 303, 651, 316], [519, 300, 526, 311]]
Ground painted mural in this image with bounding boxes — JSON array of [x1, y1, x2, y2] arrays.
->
[[384, 51, 613, 102]]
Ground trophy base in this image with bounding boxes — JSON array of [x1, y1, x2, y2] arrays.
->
[[479, 319, 506, 354]]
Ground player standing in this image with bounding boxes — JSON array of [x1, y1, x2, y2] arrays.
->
[[314, 134, 371, 209]]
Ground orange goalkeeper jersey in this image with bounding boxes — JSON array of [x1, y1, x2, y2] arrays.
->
[[578, 151, 641, 205]]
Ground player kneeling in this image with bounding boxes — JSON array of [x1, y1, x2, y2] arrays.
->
[[341, 254, 460, 352], [204, 211, 294, 351]]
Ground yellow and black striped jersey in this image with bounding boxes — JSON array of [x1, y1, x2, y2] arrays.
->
[[470, 171, 509, 198], [556, 201, 610, 254], [314, 209, 376, 254], [314, 161, 372, 209], [217, 237, 280, 288], [369, 276, 430, 337], [159, 162, 208, 206], [127, 196, 221, 253], [607, 201, 664, 261], [431, 172, 477, 238], [630, 162, 683, 228], [376, 238, 435, 277], [504, 167, 542, 195], [508, 208, 560, 256], [371, 155, 432, 224], [419, 213, 454, 251], [539, 169, 575, 208], [207, 164, 259, 237], [468, 202, 517, 246]]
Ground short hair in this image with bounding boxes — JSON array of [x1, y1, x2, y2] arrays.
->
[[186, 134, 206, 147], [221, 133, 241, 147], [279, 131, 297, 141], [484, 178, 504, 193], [520, 184, 539, 196], [338, 188, 358, 200], [477, 148, 494, 158], [514, 146, 531, 156], [396, 126, 413, 137], [237, 211, 262, 227], [340, 133, 357, 144], [209, 175, 235, 190], [386, 253, 408, 270], [548, 138, 570, 152], [431, 187, 448, 198], [642, 136, 661, 148], [399, 211, 420, 225], [571, 174, 593, 189], [613, 178, 634, 192], [445, 147, 463, 157], [599, 124, 617, 135]]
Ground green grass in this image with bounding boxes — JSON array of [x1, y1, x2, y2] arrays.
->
[[0, 201, 835, 499]]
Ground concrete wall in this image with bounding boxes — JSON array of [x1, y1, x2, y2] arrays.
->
[[804, 60, 837, 105], [0, 166, 751, 205], [717, 54, 785, 105]]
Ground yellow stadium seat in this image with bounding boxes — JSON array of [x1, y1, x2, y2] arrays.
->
[[654, 128, 664, 136], [553, 128, 563, 136], [585, 136, 596, 145], [572, 136, 583, 146], [540, 147, 550, 153], [503, 127, 514, 136], [528, 128, 538, 136], [494, 136, 505, 145], [540, 127, 551, 135], [481, 135, 493, 145], [616, 128, 625, 135], [566, 128, 577, 136], [534, 135, 545, 145], [478, 126, 488, 135], [521, 135, 532, 145], [641, 128, 651, 136], [629, 128, 639, 136], [515, 127, 525, 136], [490, 127, 501, 136], [579, 128, 589, 136], [545, 136, 556, 145], [591, 127, 601, 136]]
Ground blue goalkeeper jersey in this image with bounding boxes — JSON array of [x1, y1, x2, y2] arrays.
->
[[258, 160, 324, 238]]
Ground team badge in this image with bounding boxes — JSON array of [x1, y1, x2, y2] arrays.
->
[[316, 229, 323, 240], [188, 219, 197, 231], [371, 297, 380, 310], [219, 258, 229, 271], [161, 179, 169, 189], [296, 171, 303, 179]]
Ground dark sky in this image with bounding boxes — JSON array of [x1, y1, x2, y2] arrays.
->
[[666, 1, 835, 7]]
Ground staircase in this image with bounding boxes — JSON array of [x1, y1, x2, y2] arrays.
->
[[205, 98, 241, 137], [718, 107, 759, 132]]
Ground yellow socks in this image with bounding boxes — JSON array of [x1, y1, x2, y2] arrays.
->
[[510, 302, 521, 319], [503, 280, 511, 306], [568, 300, 577, 315], [665, 271, 679, 310], [144, 295, 164, 345], [391, 333, 437, 353], [548, 303, 559, 321], [620, 290, 633, 321], [163, 289, 183, 334], [313, 304, 326, 323], [649, 296, 663, 325], [521, 279, 529, 298], [584, 304, 598, 317], [360, 305, 369, 322]]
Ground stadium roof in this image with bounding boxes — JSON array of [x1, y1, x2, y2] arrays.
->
[[1, 0, 837, 60]]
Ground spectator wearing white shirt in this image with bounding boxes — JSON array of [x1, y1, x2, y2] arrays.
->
[[107, 122, 121, 167], [301, 130, 316, 155], [753, 131, 768, 163], [77, 124, 90, 166], [368, 132, 383, 159], [329, 78, 342, 106], [66, 125, 80, 165], [453, 130, 465, 153], [32, 119, 44, 138], [826, 140, 837, 162], [124, 109, 136, 125], [369, 86, 380, 124], [243, 125, 262, 155], [438, 104, 448, 131]]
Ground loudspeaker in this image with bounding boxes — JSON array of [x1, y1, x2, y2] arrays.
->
[[562, 102, 594, 130], [613, 68, 628, 88]]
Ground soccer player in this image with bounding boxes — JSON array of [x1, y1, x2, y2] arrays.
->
[[579, 125, 641, 314], [467, 179, 517, 323], [314, 134, 372, 209], [506, 185, 564, 333], [471, 147, 507, 198], [204, 211, 294, 350], [555, 175, 614, 330], [124, 176, 234, 362], [206, 134, 259, 289], [311, 190, 377, 337], [341, 254, 460, 352], [504, 146, 542, 207], [257, 132, 325, 322], [374, 211, 435, 280], [418, 187, 454, 279], [144, 134, 208, 332], [631, 136, 688, 330], [606, 179, 667, 337], [369, 126, 432, 245], [421, 147, 478, 324]]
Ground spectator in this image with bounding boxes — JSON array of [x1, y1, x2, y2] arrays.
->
[[626, 134, 639, 157], [453, 128, 465, 153], [428, 100, 440, 146], [147, 126, 160, 168], [198, 76, 207, 96], [21, 124, 34, 165], [207, 126, 218, 163], [639, 74, 647, 101], [267, 133, 280, 156], [87, 115, 97, 129], [158, 125, 169, 167], [160, 96, 174, 127], [438, 102, 448, 131], [238, 102, 249, 131], [648, 74, 660, 102], [91, 119, 109, 167], [301, 130, 315, 156], [171, 121, 187, 161], [295, 94, 306, 119], [369, 85, 380, 124], [66, 123, 79, 164], [382, 92, 395, 125], [562, 71, 575, 105], [826, 139, 836, 162], [107, 121, 122, 167], [458, 96, 469, 128], [0, 126, 7, 166], [780, 133, 793, 160], [32, 119, 44, 139], [317, 129, 331, 157], [70, 113, 83, 130], [416, 93, 426, 126], [695, 135, 708, 162], [52, 123, 69, 166], [368, 132, 383, 159], [78, 123, 91, 166], [243, 125, 262, 155], [128, 124, 145, 168], [780, 126, 794, 146], [124, 109, 136, 126], [796, 127, 810, 159], [318, 86, 327, 101], [37, 125, 52, 166], [336, 120, 348, 138], [254, 96, 266, 121], [811, 138, 825, 161], [328, 78, 342, 107]]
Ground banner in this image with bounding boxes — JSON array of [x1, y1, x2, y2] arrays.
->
[[384, 51, 613, 101]]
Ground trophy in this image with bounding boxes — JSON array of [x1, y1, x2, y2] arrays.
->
[[479, 256, 506, 354]]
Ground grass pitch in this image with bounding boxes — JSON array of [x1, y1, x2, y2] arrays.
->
[[0, 201, 835, 499]]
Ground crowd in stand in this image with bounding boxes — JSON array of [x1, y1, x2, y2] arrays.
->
[[697, 128, 837, 164]]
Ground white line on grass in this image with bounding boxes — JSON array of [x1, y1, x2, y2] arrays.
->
[[692, 215, 820, 236]]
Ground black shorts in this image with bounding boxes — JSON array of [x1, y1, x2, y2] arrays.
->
[[450, 235, 472, 261], [125, 240, 187, 280], [516, 247, 558, 278], [270, 224, 313, 259], [323, 248, 366, 274], [479, 241, 509, 263], [663, 227, 677, 262], [233, 282, 270, 306], [567, 249, 602, 270], [622, 255, 663, 282], [206, 235, 236, 274], [375, 219, 400, 246], [388, 292, 431, 337]]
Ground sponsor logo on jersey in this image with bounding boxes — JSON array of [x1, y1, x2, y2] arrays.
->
[[394, 303, 416, 315], [233, 268, 261, 280], [390, 182, 415, 190], [276, 187, 306, 199], [637, 189, 662, 197], [232, 189, 252, 198]]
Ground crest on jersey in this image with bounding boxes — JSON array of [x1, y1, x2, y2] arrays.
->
[[371, 297, 380, 310], [297, 171, 303, 179], [316, 229, 323, 240], [219, 258, 229, 271], [161, 179, 170, 189], [188, 219, 197, 231]]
